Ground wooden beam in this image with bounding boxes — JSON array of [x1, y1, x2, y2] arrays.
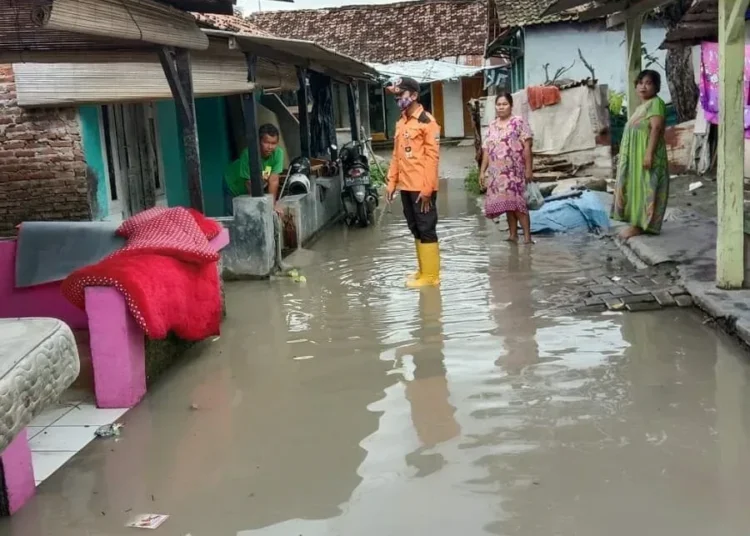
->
[[159, 46, 204, 212], [297, 67, 311, 159], [607, 0, 676, 28], [346, 83, 360, 142], [625, 15, 643, 118], [716, 0, 750, 288], [578, 0, 629, 22], [242, 54, 265, 198], [542, 0, 592, 16]]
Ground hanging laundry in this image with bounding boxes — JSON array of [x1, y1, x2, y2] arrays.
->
[[699, 41, 750, 138], [526, 85, 562, 111]]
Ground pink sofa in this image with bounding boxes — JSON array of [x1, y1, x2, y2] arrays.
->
[[0, 229, 230, 409]]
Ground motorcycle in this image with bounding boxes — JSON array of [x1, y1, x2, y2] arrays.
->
[[279, 156, 312, 197], [334, 139, 378, 227]]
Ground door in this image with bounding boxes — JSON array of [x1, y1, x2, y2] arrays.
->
[[431, 82, 445, 137], [462, 76, 485, 138], [101, 103, 161, 220]]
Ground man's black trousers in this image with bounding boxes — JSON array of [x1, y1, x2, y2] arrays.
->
[[401, 191, 438, 243]]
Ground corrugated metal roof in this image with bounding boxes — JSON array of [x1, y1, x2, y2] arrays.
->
[[369, 60, 487, 84]]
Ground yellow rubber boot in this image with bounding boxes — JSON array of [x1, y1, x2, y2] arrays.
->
[[406, 242, 440, 288], [407, 240, 422, 280]]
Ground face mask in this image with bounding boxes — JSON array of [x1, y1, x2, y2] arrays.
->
[[397, 95, 413, 111]]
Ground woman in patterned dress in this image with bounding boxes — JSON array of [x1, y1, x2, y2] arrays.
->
[[611, 69, 670, 239], [480, 93, 534, 244]]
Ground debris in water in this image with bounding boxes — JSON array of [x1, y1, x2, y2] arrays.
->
[[293, 355, 314, 361], [190, 403, 200, 410], [611, 276, 621, 282], [287, 269, 307, 284], [95, 423, 123, 438], [126, 514, 169, 529], [689, 181, 703, 192]]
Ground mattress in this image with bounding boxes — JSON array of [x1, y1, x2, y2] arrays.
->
[[0, 319, 80, 452]]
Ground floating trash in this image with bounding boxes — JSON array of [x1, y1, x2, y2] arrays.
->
[[126, 514, 169, 529], [95, 423, 123, 438]]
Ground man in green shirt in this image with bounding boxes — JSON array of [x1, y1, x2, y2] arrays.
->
[[224, 123, 285, 212]]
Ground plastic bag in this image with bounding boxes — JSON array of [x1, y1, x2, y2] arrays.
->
[[524, 182, 545, 211]]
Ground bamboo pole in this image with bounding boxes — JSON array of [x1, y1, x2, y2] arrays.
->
[[716, 0, 749, 289], [625, 14, 642, 118]]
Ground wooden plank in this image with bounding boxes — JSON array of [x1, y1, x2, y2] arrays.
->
[[346, 83, 360, 142], [138, 104, 157, 209], [297, 66, 311, 159], [243, 54, 265, 198], [578, 0, 629, 22], [122, 104, 145, 213], [163, 47, 204, 212], [625, 15, 643, 118], [607, 0, 676, 28], [716, 0, 750, 288]]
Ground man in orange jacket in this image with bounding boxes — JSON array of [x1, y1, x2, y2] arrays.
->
[[385, 77, 441, 288]]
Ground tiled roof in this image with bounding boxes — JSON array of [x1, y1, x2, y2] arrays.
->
[[247, 0, 486, 63], [492, 0, 583, 28], [193, 12, 276, 37]]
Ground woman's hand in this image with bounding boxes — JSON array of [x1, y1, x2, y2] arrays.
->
[[479, 172, 487, 191], [643, 155, 653, 170], [525, 167, 533, 183]]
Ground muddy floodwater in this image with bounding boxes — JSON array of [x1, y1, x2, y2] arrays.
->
[[5, 181, 750, 535]]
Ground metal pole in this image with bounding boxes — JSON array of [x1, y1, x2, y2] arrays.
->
[[346, 83, 360, 142]]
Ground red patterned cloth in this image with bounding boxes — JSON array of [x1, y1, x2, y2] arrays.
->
[[62, 207, 223, 341]]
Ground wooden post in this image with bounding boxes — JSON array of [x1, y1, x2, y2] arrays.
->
[[242, 54, 264, 198], [716, 0, 749, 288], [158, 47, 203, 212], [347, 83, 360, 142], [297, 67, 311, 158], [624, 14, 643, 118]]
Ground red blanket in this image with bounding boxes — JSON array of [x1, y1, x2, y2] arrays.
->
[[62, 207, 223, 341]]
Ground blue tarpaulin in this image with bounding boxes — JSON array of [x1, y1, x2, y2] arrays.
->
[[530, 191, 610, 234]]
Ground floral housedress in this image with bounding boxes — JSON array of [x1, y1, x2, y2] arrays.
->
[[483, 116, 533, 219], [611, 97, 670, 234]]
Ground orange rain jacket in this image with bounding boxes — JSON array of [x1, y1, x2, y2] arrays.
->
[[386, 105, 441, 198]]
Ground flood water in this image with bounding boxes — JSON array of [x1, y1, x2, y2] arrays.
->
[[5, 181, 750, 535]]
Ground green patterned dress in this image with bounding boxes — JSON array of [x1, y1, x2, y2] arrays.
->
[[611, 97, 670, 234]]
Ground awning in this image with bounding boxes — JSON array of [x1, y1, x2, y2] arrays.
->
[[203, 29, 379, 82], [368, 60, 488, 84]]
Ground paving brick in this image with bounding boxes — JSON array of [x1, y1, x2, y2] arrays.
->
[[626, 302, 663, 312], [668, 286, 688, 297], [650, 275, 672, 286], [624, 286, 651, 297], [584, 297, 604, 306], [589, 285, 614, 295], [608, 286, 632, 298], [675, 295, 694, 307], [621, 293, 656, 305], [577, 304, 607, 313], [652, 290, 676, 307]]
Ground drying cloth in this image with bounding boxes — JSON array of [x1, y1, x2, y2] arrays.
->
[[526, 85, 561, 111], [61, 207, 223, 341], [699, 42, 750, 138], [525, 86, 597, 155], [15, 221, 125, 288], [530, 191, 609, 234]]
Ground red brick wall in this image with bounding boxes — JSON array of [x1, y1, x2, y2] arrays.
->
[[0, 65, 92, 236]]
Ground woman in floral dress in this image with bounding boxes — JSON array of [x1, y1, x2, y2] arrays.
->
[[611, 69, 670, 239], [480, 93, 534, 243]]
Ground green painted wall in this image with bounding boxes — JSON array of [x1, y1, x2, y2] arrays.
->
[[78, 105, 108, 219], [196, 97, 232, 217], [156, 101, 188, 208], [156, 98, 232, 217]]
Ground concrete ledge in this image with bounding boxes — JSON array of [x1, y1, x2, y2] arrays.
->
[[217, 195, 275, 279], [278, 175, 342, 250], [613, 209, 750, 348]]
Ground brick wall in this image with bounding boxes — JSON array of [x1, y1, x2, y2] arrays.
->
[[0, 65, 92, 236]]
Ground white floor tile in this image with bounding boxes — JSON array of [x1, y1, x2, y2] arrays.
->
[[29, 405, 74, 427], [29, 427, 95, 452], [26, 427, 45, 439], [52, 404, 127, 427], [31, 451, 76, 482]]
